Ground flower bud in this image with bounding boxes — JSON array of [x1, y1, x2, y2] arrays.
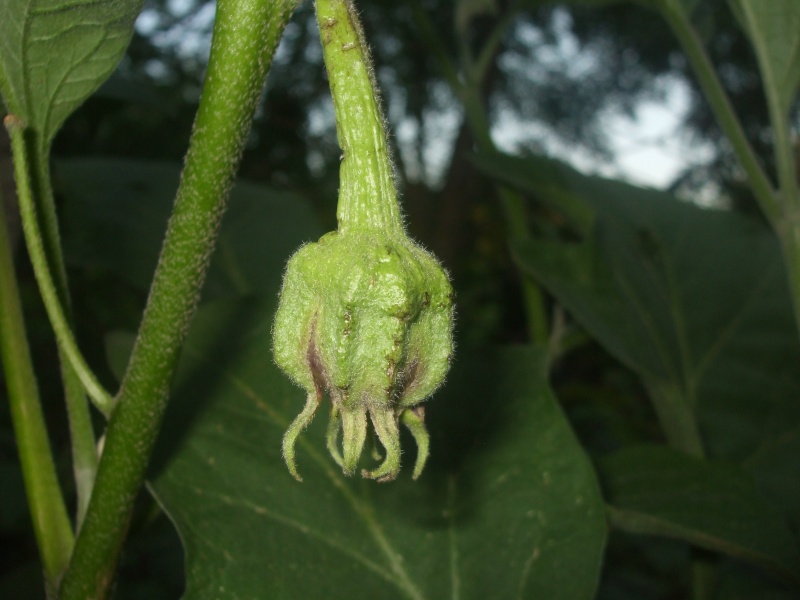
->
[[274, 0, 454, 481], [273, 229, 453, 481]]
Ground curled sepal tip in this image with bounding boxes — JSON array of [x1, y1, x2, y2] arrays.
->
[[341, 406, 368, 475], [362, 406, 401, 482], [281, 392, 320, 482], [401, 407, 430, 480], [326, 405, 345, 469]]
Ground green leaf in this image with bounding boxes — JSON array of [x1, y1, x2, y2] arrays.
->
[[729, 0, 800, 116], [148, 304, 607, 599], [486, 150, 800, 536], [0, 0, 142, 143], [599, 445, 800, 587], [471, 152, 594, 234], [58, 158, 325, 298], [508, 162, 800, 456]]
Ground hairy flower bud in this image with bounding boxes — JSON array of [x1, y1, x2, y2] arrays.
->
[[273, 0, 454, 482], [274, 230, 453, 481]]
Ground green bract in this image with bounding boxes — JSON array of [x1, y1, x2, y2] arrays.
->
[[273, 0, 454, 481]]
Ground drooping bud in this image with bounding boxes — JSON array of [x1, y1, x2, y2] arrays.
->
[[272, 0, 454, 481]]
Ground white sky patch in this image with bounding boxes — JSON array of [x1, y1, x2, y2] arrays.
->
[[601, 77, 714, 188], [493, 76, 715, 193]]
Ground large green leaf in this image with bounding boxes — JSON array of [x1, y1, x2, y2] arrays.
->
[[479, 152, 800, 554], [729, 0, 800, 115], [599, 445, 800, 587], [503, 157, 800, 458], [148, 303, 607, 599], [58, 158, 325, 299], [470, 152, 594, 234], [0, 0, 142, 143]]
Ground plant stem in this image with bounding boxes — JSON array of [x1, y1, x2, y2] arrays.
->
[[664, 0, 800, 337], [22, 128, 100, 527], [57, 0, 297, 597], [646, 380, 705, 458], [472, 4, 519, 86], [735, 1, 800, 215], [760, 46, 800, 335], [0, 180, 74, 597], [660, 1, 780, 223], [317, 0, 404, 238], [4, 116, 114, 415]]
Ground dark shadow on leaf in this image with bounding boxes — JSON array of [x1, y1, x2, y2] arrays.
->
[[147, 297, 272, 479]]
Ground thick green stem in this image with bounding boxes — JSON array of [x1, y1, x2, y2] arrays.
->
[[0, 182, 74, 597], [57, 1, 297, 597], [316, 0, 404, 238], [660, 1, 780, 223], [4, 117, 113, 415]]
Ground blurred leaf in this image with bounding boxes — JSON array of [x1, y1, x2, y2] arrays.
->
[[534, 0, 700, 13], [481, 150, 800, 540], [471, 152, 594, 234], [508, 163, 800, 455], [599, 445, 800, 587], [0, 0, 143, 144], [742, 417, 800, 539], [58, 158, 325, 299], [728, 0, 800, 115], [509, 161, 798, 398], [148, 302, 607, 599], [713, 562, 800, 600]]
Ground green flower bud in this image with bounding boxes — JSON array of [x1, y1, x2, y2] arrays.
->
[[273, 0, 454, 481], [274, 230, 453, 481]]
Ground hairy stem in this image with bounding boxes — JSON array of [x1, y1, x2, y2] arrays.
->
[[57, 1, 298, 597], [0, 179, 73, 598], [316, 0, 404, 237], [27, 134, 99, 529], [4, 117, 113, 415]]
